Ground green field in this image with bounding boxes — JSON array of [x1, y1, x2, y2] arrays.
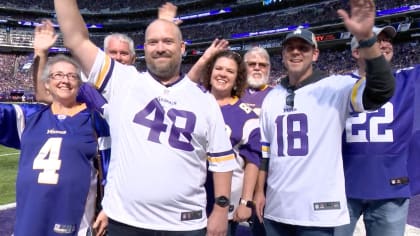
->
[[0, 145, 19, 205]]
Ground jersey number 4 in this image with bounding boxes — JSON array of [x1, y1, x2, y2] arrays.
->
[[32, 137, 63, 185], [133, 99, 197, 151]]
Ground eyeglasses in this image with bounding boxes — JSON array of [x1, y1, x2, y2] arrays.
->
[[49, 72, 79, 81], [246, 61, 269, 68], [286, 88, 295, 108]]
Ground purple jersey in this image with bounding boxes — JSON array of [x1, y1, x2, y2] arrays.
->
[[240, 85, 272, 117], [206, 99, 261, 217], [0, 103, 110, 236], [408, 131, 420, 195], [77, 83, 107, 113], [343, 65, 420, 199]]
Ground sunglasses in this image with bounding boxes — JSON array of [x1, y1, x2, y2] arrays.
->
[[286, 88, 295, 108], [246, 61, 269, 68]]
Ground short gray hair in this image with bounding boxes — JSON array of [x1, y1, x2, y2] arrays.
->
[[244, 46, 271, 63], [104, 33, 136, 56], [41, 54, 82, 82]]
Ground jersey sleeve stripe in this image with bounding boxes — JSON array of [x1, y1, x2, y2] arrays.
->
[[97, 136, 111, 151], [350, 77, 365, 112], [261, 142, 270, 158], [207, 153, 235, 163], [95, 55, 114, 92], [12, 104, 25, 140]]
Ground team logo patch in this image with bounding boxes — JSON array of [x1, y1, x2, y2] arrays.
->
[[53, 223, 76, 234], [181, 210, 203, 221], [390, 177, 409, 185], [313, 201, 341, 211]]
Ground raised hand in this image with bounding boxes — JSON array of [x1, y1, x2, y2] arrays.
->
[[158, 2, 183, 25], [337, 0, 375, 41], [186, 38, 229, 83], [203, 38, 229, 59], [33, 19, 59, 56]]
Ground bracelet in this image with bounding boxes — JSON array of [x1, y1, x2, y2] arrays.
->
[[358, 34, 377, 49], [239, 198, 254, 208]]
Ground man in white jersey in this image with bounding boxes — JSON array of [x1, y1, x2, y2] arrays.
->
[[53, 1, 236, 236], [254, 0, 395, 235]]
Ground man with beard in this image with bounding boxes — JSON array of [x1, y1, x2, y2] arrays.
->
[[241, 47, 273, 117], [53, 1, 236, 236]]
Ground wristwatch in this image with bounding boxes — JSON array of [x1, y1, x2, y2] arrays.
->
[[358, 34, 377, 48], [239, 198, 254, 208], [215, 196, 230, 208]]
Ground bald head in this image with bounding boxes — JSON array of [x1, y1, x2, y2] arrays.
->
[[144, 19, 185, 83], [146, 19, 183, 42]]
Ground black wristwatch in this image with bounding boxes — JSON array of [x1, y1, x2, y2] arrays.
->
[[215, 196, 230, 208], [358, 34, 377, 48], [239, 198, 254, 208]]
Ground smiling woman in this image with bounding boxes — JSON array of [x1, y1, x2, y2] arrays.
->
[[0, 54, 111, 236]]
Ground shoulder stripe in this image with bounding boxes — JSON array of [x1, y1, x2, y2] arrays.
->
[[12, 104, 25, 140], [95, 56, 114, 92], [350, 77, 365, 112]]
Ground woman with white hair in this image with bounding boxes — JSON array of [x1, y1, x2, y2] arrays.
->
[[0, 55, 110, 236]]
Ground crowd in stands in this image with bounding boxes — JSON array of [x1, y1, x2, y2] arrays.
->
[[1, 41, 418, 100], [0, 0, 418, 48], [0, 0, 418, 45], [0, 53, 34, 95], [3, 0, 417, 13], [0, 0, 418, 100], [4, 0, 203, 12]]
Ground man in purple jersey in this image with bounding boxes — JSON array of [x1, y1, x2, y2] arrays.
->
[[335, 25, 420, 236], [241, 47, 273, 117], [240, 47, 272, 236]]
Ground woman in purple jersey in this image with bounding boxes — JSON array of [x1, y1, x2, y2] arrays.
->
[[202, 51, 261, 236], [0, 55, 109, 236]]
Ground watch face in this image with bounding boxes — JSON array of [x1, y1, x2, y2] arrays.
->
[[215, 196, 230, 207]]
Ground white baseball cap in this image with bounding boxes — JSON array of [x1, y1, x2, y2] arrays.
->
[[350, 25, 397, 51]]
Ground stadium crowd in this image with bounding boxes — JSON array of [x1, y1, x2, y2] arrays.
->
[[3, 0, 417, 14], [0, 0, 419, 236], [0, 41, 418, 98], [0, 0, 418, 96], [1, 0, 418, 46]]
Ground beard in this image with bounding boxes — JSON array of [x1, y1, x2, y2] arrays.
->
[[146, 56, 181, 81], [247, 74, 269, 89]]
